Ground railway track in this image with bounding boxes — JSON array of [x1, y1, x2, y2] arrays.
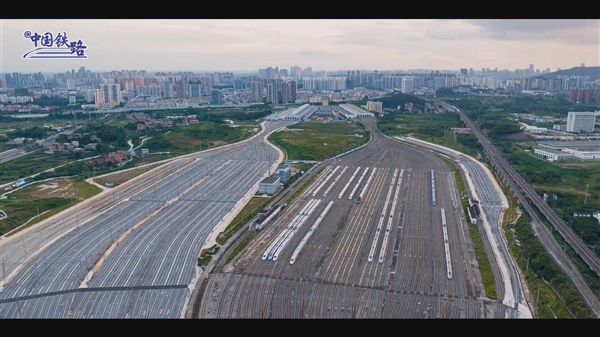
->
[[441, 102, 600, 317]]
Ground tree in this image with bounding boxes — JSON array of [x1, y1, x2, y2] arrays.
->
[[436, 87, 455, 97], [124, 122, 138, 131], [95, 143, 111, 154]]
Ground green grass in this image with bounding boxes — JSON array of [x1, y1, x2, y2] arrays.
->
[[502, 145, 600, 251], [0, 149, 96, 184], [143, 121, 250, 156], [378, 113, 483, 157], [110, 120, 130, 127], [467, 221, 498, 300], [197, 255, 212, 267], [437, 155, 497, 300], [225, 230, 259, 264], [504, 217, 584, 318], [267, 121, 369, 161], [216, 197, 271, 245], [0, 179, 102, 236], [508, 145, 600, 204], [197, 244, 219, 266]]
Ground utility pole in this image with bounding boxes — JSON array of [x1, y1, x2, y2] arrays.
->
[[584, 184, 589, 205]]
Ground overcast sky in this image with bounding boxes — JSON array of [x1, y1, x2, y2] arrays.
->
[[1, 19, 598, 73]]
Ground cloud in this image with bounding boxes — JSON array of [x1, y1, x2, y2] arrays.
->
[[297, 49, 339, 58], [1, 19, 598, 72], [326, 23, 417, 50], [466, 19, 599, 45]]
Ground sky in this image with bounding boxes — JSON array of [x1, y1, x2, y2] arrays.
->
[[1, 19, 598, 73]]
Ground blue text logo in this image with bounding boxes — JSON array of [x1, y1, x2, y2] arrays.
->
[[23, 31, 88, 59]]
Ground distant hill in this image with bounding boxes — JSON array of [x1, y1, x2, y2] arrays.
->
[[532, 66, 600, 81]]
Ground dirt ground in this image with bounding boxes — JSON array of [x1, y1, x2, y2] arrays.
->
[[16, 179, 78, 200]]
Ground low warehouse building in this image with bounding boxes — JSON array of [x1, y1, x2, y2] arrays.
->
[[533, 148, 574, 162]]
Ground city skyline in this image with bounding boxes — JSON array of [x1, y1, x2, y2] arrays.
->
[[1, 19, 598, 73]]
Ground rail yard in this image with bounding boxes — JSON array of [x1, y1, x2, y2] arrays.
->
[[0, 120, 290, 318], [197, 117, 524, 318], [439, 102, 600, 318]]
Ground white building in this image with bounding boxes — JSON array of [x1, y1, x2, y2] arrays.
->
[[593, 212, 600, 224], [259, 176, 280, 196], [561, 148, 600, 160], [566, 111, 596, 133], [537, 140, 600, 160], [533, 148, 574, 161], [301, 77, 347, 91], [525, 126, 547, 133], [338, 103, 374, 118], [67, 79, 76, 90], [401, 77, 414, 94]]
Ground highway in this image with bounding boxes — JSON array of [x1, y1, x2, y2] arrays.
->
[[440, 102, 600, 318], [198, 115, 518, 318], [0, 120, 290, 318]]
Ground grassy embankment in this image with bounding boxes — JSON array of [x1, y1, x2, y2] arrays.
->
[[215, 197, 272, 246], [437, 156, 497, 300], [267, 121, 369, 161], [93, 163, 164, 187], [0, 178, 102, 236]]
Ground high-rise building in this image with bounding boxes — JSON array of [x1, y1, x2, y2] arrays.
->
[[290, 66, 301, 79], [266, 67, 276, 80], [188, 83, 202, 97], [301, 77, 347, 91], [267, 82, 276, 104], [258, 69, 267, 79], [401, 77, 414, 93], [100, 83, 121, 107], [433, 77, 445, 90], [162, 81, 172, 99], [366, 101, 383, 113], [134, 77, 145, 87], [137, 85, 161, 96], [84, 90, 95, 103], [176, 79, 188, 98], [211, 89, 222, 105], [566, 111, 596, 133], [94, 89, 104, 108], [67, 79, 76, 90], [124, 80, 135, 92], [233, 79, 245, 90], [249, 81, 264, 103], [290, 80, 297, 103]]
